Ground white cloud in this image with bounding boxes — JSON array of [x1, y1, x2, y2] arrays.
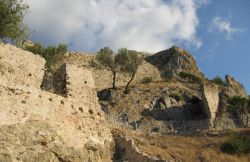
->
[[23, 0, 206, 52], [210, 16, 242, 40]]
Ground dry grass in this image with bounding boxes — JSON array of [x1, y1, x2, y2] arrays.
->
[[114, 128, 250, 162]]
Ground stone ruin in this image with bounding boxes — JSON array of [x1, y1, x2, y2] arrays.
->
[[0, 44, 114, 162]]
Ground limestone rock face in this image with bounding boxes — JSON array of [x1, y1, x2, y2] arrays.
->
[[0, 44, 114, 162], [225, 74, 248, 97], [0, 44, 46, 88], [145, 46, 204, 79]]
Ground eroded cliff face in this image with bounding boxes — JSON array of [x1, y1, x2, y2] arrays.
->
[[225, 74, 248, 97], [145, 46, 204, 79], [0, 44, 114, 162]]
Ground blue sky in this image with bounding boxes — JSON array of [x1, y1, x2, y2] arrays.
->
[[188, 0, 250, 94], [23, 0, 250, 94]]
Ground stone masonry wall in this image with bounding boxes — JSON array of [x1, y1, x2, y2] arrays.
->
[[202, 83, 220, 128], [0, 44, 114, 162]]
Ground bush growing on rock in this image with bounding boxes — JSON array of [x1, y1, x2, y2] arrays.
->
[[0, 0, 29, 43], [227, 95, 250, 126], [26, 43, 67, 70], [179, 71, 202, 83], [227, 96, 249, 113], [212, 76, 227, 86], [141, 77, 154, 84], [169, 92, 183, 102]]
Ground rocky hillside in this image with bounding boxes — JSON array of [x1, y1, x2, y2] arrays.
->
[[61, 46, 248, 134], [0, 43, 249, 162], [42, 45, 248, 134]]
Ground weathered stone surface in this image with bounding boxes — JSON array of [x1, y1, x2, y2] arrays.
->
[[202, 83, 220, 127], [113, 133, 165, 162], [145, 46, 204, 79], [0, 44, 46, 88], [225, 74, 248, 97], [0, 44, 114, 162]]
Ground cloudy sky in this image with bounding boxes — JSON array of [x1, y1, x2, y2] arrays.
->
[[23, 0, 250, 93]]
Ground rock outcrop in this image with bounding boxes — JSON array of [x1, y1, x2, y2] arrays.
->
[[225, 74, 248, 97], [0, 44, 114, 162], [113, 132, 166, 162], [145, 46, 204, 79]]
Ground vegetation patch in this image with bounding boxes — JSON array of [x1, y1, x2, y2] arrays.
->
[[221, 136, 250, 154], [169, 92, 183, 102], [227, 96, 249, 113], [179, 71, 202, 83], [26, 43, 67, 70], [141, 77, 154, 84], [212, 76, 227, 86]]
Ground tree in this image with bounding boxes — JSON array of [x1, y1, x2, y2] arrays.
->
[[116, 48, 143, 94], [227, 96, 249, 127], [0, 0, 29, 43], [96, 47, 118, 89]]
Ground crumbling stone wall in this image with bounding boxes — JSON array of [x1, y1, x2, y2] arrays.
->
[[202, 83, 220, 128], [0, 44, 114, 162]]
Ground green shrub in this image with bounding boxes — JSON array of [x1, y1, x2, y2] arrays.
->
[[212, 76, 227, 86], [179, 71, 201, 83], [169, 93, 183, 102], [141, 77, 154, 84], [221, 136, 250, 154], [227, 96, 248, 112], [26, 43, 67, 70]]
